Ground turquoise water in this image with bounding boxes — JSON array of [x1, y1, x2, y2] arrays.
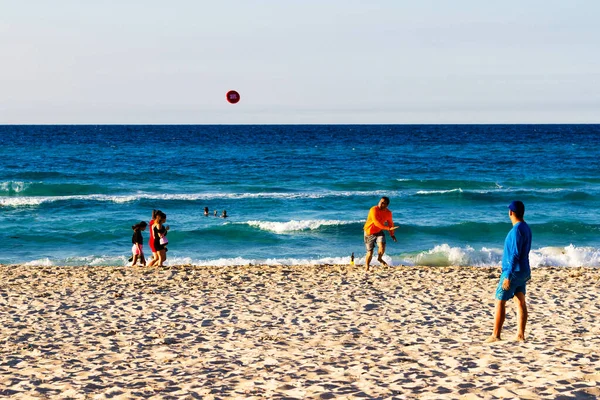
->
[[1, 125, 599, 267]]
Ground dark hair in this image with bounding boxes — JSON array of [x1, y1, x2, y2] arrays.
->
[[155, 211, 166, 221], [512, 209, 525, 219], [509, 201, 525, 219], [381, 196, 390, 206], [132, 221, 148, 231]]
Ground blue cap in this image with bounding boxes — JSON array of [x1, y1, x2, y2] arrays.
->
[[508, 200, 525, 216]]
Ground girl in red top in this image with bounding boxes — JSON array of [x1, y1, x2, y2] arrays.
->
[[146, 209, 158, 266]]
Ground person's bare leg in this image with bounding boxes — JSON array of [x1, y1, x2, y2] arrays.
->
[[486, 299, 506, 342], [514, 292, 527, 341], [147, 252, 158, 267], [377, 243, 388, 267], [157, 250, 166, 267], [365, 250, 373, 271]]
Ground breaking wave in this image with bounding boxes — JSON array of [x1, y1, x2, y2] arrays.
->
[[244, 219, 360, 234], [405, 244, 600, 268]]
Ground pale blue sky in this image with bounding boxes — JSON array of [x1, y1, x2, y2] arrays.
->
[[1, 1, 599, 124]]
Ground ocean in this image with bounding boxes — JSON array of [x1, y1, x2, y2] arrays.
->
[[1, 125, 599, 268]]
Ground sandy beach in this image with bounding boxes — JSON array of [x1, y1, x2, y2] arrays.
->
[[1, 264, 599, 399]]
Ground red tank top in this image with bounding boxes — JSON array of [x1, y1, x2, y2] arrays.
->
[[148, 220, 156, 252]]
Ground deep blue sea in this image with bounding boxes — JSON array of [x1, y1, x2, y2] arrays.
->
[[1, 125, 599, 267]]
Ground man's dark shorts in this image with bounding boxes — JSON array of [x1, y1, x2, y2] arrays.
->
[[364, 231, 386, 252]]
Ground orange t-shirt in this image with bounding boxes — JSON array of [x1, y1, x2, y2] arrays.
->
[[363, 206, 394, 235]]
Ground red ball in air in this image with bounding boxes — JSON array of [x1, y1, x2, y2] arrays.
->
[[226, 90, 240, 104]]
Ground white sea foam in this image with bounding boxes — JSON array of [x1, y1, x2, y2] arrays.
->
[[0, 197, 47, 207], [415, 187, 582, 196], [0, 181, 30, 193], [68, 255, 128, 266], [14, 244, 600, 268], [531, 244, 600, 268], [166, 254, 398, 267], [408, 244, 600, 268], [15, 245, 600, 268], [20, 255, 128, 267], [23, 258, 54, 267], [0, 190, 396, 207], [410, 244, 502, 267], [245, 219, 358, 234], [1, 185, 587, 208], [416, 188, 464, 195], [167, 256, 252, 267], [165, 256, 356, 267]]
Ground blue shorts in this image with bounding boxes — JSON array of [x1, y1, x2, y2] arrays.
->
[[495, 273, 528, 301]]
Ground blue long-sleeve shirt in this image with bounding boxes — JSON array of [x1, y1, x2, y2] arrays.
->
[[502, 221, 532, 279]]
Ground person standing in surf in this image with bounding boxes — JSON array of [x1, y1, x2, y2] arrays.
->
[[486, 200, 532, 343], [363, 196, 398, 272]]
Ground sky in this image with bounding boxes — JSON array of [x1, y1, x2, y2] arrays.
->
[[1, 0, 599, 124]]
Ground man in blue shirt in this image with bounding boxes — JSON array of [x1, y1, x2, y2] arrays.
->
[[486, 200, 532, 343]]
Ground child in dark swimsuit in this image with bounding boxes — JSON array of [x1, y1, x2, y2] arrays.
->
[[131, 221, 147, 266]]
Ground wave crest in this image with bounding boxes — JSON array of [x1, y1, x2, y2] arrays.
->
[[416, 188, 464, 195], [407, 244, 600, 268], [0, 181, 30, 194], [531, 244, 600, 268], [245, 219, 358, 234], [0, 191, 388, 207], [412, 244, 501, 267]]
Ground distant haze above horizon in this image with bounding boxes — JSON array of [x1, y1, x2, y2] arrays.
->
[[2, 1, 599, 124]]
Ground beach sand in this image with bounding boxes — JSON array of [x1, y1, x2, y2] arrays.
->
[[1, 264, 599, 399]]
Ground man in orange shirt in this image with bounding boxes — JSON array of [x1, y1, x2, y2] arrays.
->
[[363, 196, 398, 271]]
